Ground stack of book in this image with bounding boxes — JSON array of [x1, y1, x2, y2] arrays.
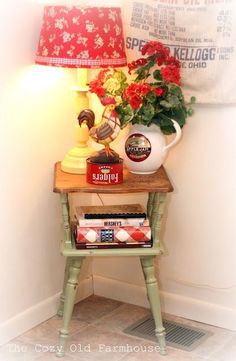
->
[[74, 204, 152, 249]]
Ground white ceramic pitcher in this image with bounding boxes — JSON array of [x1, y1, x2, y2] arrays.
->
[[123, 120, 182, 174]]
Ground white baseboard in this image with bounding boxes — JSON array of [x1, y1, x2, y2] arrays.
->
[[2, 273, 236, 347], [160, 290, 236, 331], [0, 277, 93, 346], [93, 275, 236, 331], [93, 274, 150, 308]]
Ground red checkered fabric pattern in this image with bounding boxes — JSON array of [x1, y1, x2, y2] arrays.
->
[[35, 6, 127, 68], [76, 226, 151, 243]]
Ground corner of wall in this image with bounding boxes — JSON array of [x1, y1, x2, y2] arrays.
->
[[0, 276, 93, 347]]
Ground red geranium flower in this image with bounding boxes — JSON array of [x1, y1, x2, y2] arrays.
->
[[129, 95, 142, 109], [88, 40, 194, 134], [89, 80, 106, 97], [165, 56, 181, 68], [141, 41, 169, 66], [128, 58, 148, 74], [100, 96, 116, 106], [140, 83, 152, 96], [160, 65, 181, 85], [153, 87, 165, 97], [124, 83, 151, 99], [124, 83, 138, 99]]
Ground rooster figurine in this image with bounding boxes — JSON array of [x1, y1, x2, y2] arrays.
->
[[89, 105, 121, 162]]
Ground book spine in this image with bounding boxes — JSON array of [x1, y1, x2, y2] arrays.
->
[[75, 226, 151, 243], [75, 242, 152, 249], [77, 218, 149, 227], [84, 212, 146, 219]]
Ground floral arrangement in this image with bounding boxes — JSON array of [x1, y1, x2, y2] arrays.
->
[[89, 41, 195, 135]]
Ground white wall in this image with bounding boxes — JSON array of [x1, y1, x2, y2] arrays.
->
[[1, 0, 236, 347], [159, 104, 236, 329], [0, 1, 93, 345], [93, 104, 236, 330]]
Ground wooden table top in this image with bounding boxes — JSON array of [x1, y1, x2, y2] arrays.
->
[[53, 162, 173, 194]]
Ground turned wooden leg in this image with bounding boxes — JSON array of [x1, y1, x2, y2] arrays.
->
[[57, 257, 72, 317], [56, 257, 84, 357], [149, 192, 167, 251], [140, 256, 167, 355], [147, 192, 155, 220]]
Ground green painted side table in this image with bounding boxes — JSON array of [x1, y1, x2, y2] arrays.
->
[[53, 162, 173, 357]]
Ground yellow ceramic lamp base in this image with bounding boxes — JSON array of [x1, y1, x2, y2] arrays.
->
[[62, 69, 95, 174], [61, 124, 94, 174]]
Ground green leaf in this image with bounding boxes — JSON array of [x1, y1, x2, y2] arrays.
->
[[169, 84, 183, 98], [151, 116, 161, 127], [116, 104, 134, 128], [134, 72, 148, 82], [168, 95, 180, 107], [187, 108, 194, 116], [158, 106, 188, 134], [160, 100, 172, 109], [140, 103, 155, 121], [158, 113, 176, 135], [143, 59, 155, 70], [153, 69, 162, 81], [146, 91, 157, 103], [154, 105, 163, 114], [169, 108, 186, 128]]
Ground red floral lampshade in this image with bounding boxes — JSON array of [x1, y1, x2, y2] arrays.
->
[[35, 6, 127, 68]]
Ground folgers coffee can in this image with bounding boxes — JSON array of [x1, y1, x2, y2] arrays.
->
[[86, 159, 123, 185]]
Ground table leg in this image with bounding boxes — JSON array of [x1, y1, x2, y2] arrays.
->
[[140, 256, 167, 355], [149, 192, 167, 250], [60, 193, 72, 247], [57, 257, 72, 317], [56, 257, 84, 357], [147, 192, 155, 219]]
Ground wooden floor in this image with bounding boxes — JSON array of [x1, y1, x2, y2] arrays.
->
[[0, 295, 235, 361]]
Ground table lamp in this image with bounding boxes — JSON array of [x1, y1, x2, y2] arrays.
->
[[35, 6, 127, 174]]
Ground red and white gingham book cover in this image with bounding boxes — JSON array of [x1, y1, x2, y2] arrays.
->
[[76, 226, 151, 243]]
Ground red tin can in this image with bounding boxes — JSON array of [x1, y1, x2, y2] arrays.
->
[[86, 159, 123, 185]]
